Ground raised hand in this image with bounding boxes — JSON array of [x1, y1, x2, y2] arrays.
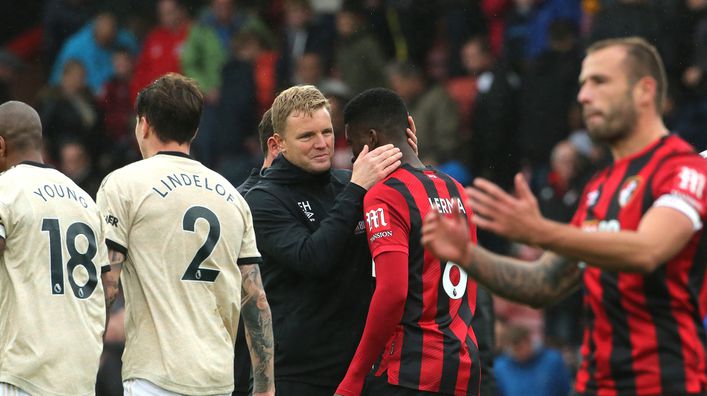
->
[[421, 207, 473, 265], [467, 173, 546, 245], [350, 144, 402, 190]]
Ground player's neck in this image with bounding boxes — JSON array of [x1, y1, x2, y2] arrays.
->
[[144, 140, 191, 159], [7, 150, 43, 168], [261, 153, 276, 170], [400, 145, 424, 168], [610, 115, 667, 161]]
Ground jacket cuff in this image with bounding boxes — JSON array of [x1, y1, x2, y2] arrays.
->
[[344, 182, 367, 201]]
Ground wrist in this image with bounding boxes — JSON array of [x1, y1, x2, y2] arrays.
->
[[531, 217, 555, 248], [461, 240, 475, 270], [350, 175, 371, 191]]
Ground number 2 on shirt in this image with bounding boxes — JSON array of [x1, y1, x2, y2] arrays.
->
[[181, 206, 220, 282]]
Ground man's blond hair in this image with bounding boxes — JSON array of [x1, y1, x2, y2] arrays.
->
[[271, 85, 330, 134]]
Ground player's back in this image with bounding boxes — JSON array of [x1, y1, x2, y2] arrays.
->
[[97, 152, 256, 394], [0, 162, 107, 396], [365, 164, 480, 395]]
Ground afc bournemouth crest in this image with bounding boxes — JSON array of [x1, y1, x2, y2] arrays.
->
[[618, 176, 642, 207]]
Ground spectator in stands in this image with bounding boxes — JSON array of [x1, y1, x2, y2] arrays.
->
[[130, 0, 191, 99], [495, 324, 571, 396], [215, 28, 262, 184], [181, 0, 267, 166], [59, 139, 102, 198], [182, 1, 228, 101], [387, 61, 460, 165], [41, 0, 91, 68], [228, 27, 276, 116], [334, 1, 387, 96], [276, 0, 334, 89], [503, 0, 581, 63], [39, 59, 103, 163], [517, 20, 581, 185], [465, 35, 521, 191], [537, 140, 588, 351], [50, 12, 138, 93], [98, 48, 134, 149], [481, 0, 513, 57]]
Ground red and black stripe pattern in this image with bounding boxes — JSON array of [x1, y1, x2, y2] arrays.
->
[[573, 135, 707, 395], [369, 164, 480, 396]]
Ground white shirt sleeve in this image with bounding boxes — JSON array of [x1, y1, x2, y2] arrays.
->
[[654, 194, 703, 231]]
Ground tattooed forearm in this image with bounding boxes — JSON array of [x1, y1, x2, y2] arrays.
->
[[103, 250, 124, 312], [240, 264, 274, 393], [466, 247, 582, 308]]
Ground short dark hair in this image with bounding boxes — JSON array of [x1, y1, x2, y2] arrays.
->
[[135, 73, 203, 144], [344, 88, 409, 141], [587, 37, 667, 111], [258, 108, 274, 155]]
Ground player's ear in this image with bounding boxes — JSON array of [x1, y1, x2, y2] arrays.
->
[[0, 137, 7, 172], [636, 76, 656, 109], [273, 132, 285, 152], [138, 116, 150, 139], [368, 129, 379, 148], [267, 136, 279, 156]]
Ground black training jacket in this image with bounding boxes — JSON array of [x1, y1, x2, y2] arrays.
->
[[244, 155, 372, 387]]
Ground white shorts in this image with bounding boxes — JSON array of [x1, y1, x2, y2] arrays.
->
[[123, 379, 230, 396], [0, 383, 30, 396]]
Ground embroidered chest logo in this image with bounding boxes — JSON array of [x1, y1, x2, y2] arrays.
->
[[354, 220, 366, 235], [298, 201, 315, 222], [618, 176, 642, 207]]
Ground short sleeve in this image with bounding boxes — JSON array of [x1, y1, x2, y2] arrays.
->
[[236, 198, 262, 266], [95, 212, 111, 273], [652, 156, 707, 231], [96, 173, 130, 255], [0, 202, 8, 239], [364, 187, 409, 258], [0, 185, 14, 239]]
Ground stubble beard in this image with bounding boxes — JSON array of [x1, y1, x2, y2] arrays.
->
[[585, 95, 637, 145]]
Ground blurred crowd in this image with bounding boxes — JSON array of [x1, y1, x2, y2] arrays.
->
[[2, 0, 707, 394]]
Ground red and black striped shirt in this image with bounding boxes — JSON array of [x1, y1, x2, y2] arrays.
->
[[365, 164, 481, 396], [573, 135, 707, 395]]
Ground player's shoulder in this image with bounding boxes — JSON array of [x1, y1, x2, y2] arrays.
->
[[432, 168, 466, 192], [657, 138, 707, 172]]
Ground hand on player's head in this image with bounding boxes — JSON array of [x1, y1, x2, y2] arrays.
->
[[406, 115, 418, 155], [350, 144, 402, 190]]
